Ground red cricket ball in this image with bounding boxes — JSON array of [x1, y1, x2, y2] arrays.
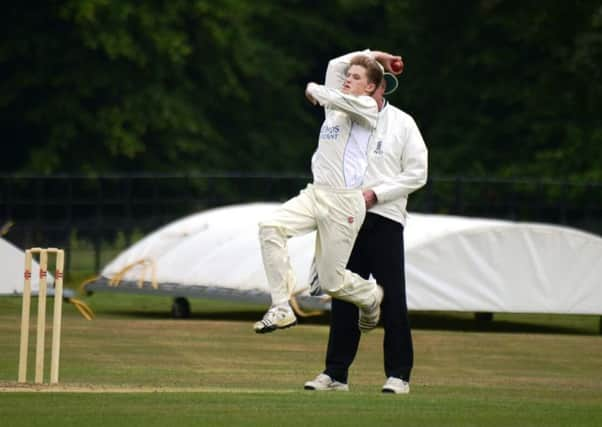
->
[[391, 59, 403, 73]]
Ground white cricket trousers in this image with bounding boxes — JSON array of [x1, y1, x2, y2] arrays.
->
[[258, 184, 379, 309]]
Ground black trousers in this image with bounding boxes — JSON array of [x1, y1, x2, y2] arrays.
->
[[323, 212, 413, 383]]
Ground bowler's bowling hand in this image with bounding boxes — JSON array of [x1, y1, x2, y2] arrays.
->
[[363, 189, 378, 209]]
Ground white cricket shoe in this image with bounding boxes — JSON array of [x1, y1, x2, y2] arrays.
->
[[358, 286, 383, 333], [304, 373, 349, 391], [382, 377, 410, 394], [253, 305, 297, 334]]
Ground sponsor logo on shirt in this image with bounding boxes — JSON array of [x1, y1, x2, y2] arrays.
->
[[319, 124, 340, 140], [373, 140, 384, 155]]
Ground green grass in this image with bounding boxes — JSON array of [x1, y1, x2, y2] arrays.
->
[[1, 293, 602, 427], [2, 390, 600, 427]]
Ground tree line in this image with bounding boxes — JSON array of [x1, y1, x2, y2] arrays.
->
[[1, 0, 601, 182]]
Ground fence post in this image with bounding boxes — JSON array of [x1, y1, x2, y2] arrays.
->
[[94, 177, 103, 273], [65, 177, 73, 274], [125, 177, 132, 247], [35, 179, 43, 245], [454, 177, 463, 214], [559, 180, 568, 225]]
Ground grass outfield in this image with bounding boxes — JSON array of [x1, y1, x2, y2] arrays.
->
[[1, 293, 601, 427]]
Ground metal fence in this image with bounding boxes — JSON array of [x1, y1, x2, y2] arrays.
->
[[2, 173, 601, 274]]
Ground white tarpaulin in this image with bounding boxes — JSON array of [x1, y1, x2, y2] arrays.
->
[[92, 203, 602, 315], [404, 215, 602, 314], [0, 238, 54, 295]]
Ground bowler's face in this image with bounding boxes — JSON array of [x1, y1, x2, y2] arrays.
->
[[342, 65, 371, 96]]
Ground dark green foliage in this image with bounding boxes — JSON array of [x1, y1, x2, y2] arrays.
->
[[1, 1, 601, 180]]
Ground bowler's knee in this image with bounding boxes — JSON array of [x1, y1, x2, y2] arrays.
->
[[319, 268, 346, 294]]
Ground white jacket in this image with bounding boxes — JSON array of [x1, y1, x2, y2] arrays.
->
[[327, 51, 428, 225], [306, 83, 378, 189]]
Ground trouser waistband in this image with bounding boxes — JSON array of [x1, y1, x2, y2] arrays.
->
[[310, 183, 362, 194]]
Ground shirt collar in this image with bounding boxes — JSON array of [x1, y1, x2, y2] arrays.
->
[[379, 98, 389, 113]]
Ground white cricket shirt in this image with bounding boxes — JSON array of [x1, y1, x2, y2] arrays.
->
[[306, 83, 378, 189]]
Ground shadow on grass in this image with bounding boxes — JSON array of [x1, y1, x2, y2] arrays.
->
[[406, 312, 599, 336], [98, 306, 601, 336]]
